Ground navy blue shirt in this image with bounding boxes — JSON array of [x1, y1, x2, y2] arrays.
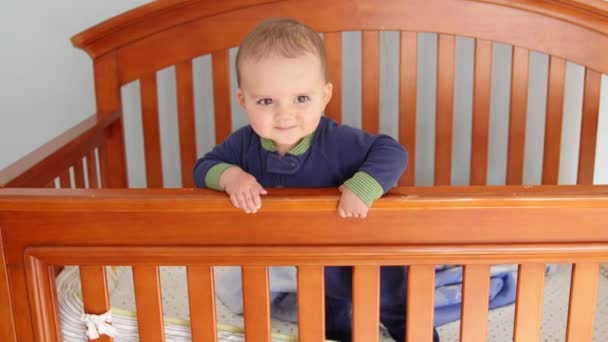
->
[[193, 117, 407, 193]]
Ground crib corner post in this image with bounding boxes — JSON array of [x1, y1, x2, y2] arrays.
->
[[23, 253, 62, 342], [0, 229, 17, 342], [94, 51, 128, 189]]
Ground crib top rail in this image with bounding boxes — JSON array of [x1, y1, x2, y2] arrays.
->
[[1, 186, 608, 267], [1, 185, 608, 211], [0, 112, 119, 188], [72, 0, 608, 80]]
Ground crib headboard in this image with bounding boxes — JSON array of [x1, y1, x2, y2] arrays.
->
[[71, 0, 608, 189]]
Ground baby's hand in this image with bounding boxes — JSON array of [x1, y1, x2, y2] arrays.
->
[[219, 167, 267, 213], [337, 185, 369, 219]]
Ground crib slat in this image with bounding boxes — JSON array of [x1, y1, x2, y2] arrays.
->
[[578, 69, 601, 185], [435, 34, 455, 185], [470, 39, 492, 186], [74, 159, 85, 188], [353, 265, 380, 342], [542, 56, 566, 185], [95, 148, 105, 188], [242, 266, 271, 341], [86, 150, 99, 188], [406, 265, 435, 342], [140, 73, 164, 188], [94, 52, 127, 188], [176, 60, 197, 188], [80, 266, 110, 312], [507, 47, 529, 185], [45, 264, 61, 341], [566, 263, 599, 341], [212, 50, 232, 143], [133, 266, 165, 340], [186, 266, 216, 342], [513, 264, 545, 342], [362, 31, 380, 134], [399, 31, 417, 186], [325, 32, 342, 124], [297, 266, 325, 342], [59, 169, 70, 188], [460, 264, 490, 342], [27, 257, 61, 341], [80, 266, 112, 342]]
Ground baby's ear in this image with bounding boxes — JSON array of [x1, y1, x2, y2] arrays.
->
[[236, 89, 246, 110], [323, 82, 333, 107]]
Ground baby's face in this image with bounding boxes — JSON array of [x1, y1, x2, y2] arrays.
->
[[237, 53, 332, 155]]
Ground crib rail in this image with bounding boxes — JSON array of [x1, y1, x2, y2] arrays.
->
[[0, 112, 119, 189], [1, 186, 608, 341]]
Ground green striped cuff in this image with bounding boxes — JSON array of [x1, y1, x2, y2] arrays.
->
[[343, 172, 385, 207], [204, 163, 235, 191]]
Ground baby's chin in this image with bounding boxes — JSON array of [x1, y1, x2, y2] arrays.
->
[[258, 127, 316, 147], [271, 136, 303, 147]]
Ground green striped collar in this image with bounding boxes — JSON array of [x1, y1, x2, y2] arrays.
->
[[260, 132, 315, 156]]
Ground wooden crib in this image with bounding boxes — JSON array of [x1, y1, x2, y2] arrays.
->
[[2, 0, 608, 341]]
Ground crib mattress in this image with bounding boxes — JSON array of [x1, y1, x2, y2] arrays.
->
[[57, 265, 608, 341]]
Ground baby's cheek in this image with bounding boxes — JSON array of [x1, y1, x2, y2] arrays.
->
[[249, 115, 272, 135]]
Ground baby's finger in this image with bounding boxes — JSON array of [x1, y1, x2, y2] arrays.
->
[[251, 189, 262, 210], [243, 191, 257, 213], [236, 193, 250, 213], [258, 185, 268, 195], [229, 194, 241, 209], [338, 207, 347, 218]]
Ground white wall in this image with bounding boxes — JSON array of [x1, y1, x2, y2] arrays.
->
[[0, 0, 151, 170]]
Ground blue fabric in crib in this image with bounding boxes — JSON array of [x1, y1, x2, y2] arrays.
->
[[215, 264, 554, 327], [433, 265, 518, 326]]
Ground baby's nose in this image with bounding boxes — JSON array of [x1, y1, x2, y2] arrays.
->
[[275, 106, 295, 119]]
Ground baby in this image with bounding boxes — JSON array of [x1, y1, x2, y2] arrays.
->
[[193, 18, 437, 342]]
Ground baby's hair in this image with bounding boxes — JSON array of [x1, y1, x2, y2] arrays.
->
[[236, 18, 328, 86]]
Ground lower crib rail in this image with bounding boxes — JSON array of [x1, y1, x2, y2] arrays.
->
[[23, 244, 608, 342]]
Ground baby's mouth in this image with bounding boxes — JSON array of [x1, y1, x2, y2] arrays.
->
[[274, 126, 296, 131]]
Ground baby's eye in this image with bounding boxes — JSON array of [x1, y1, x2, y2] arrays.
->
[[257, 98, 273, 106], [296, 95, 310, 103]]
